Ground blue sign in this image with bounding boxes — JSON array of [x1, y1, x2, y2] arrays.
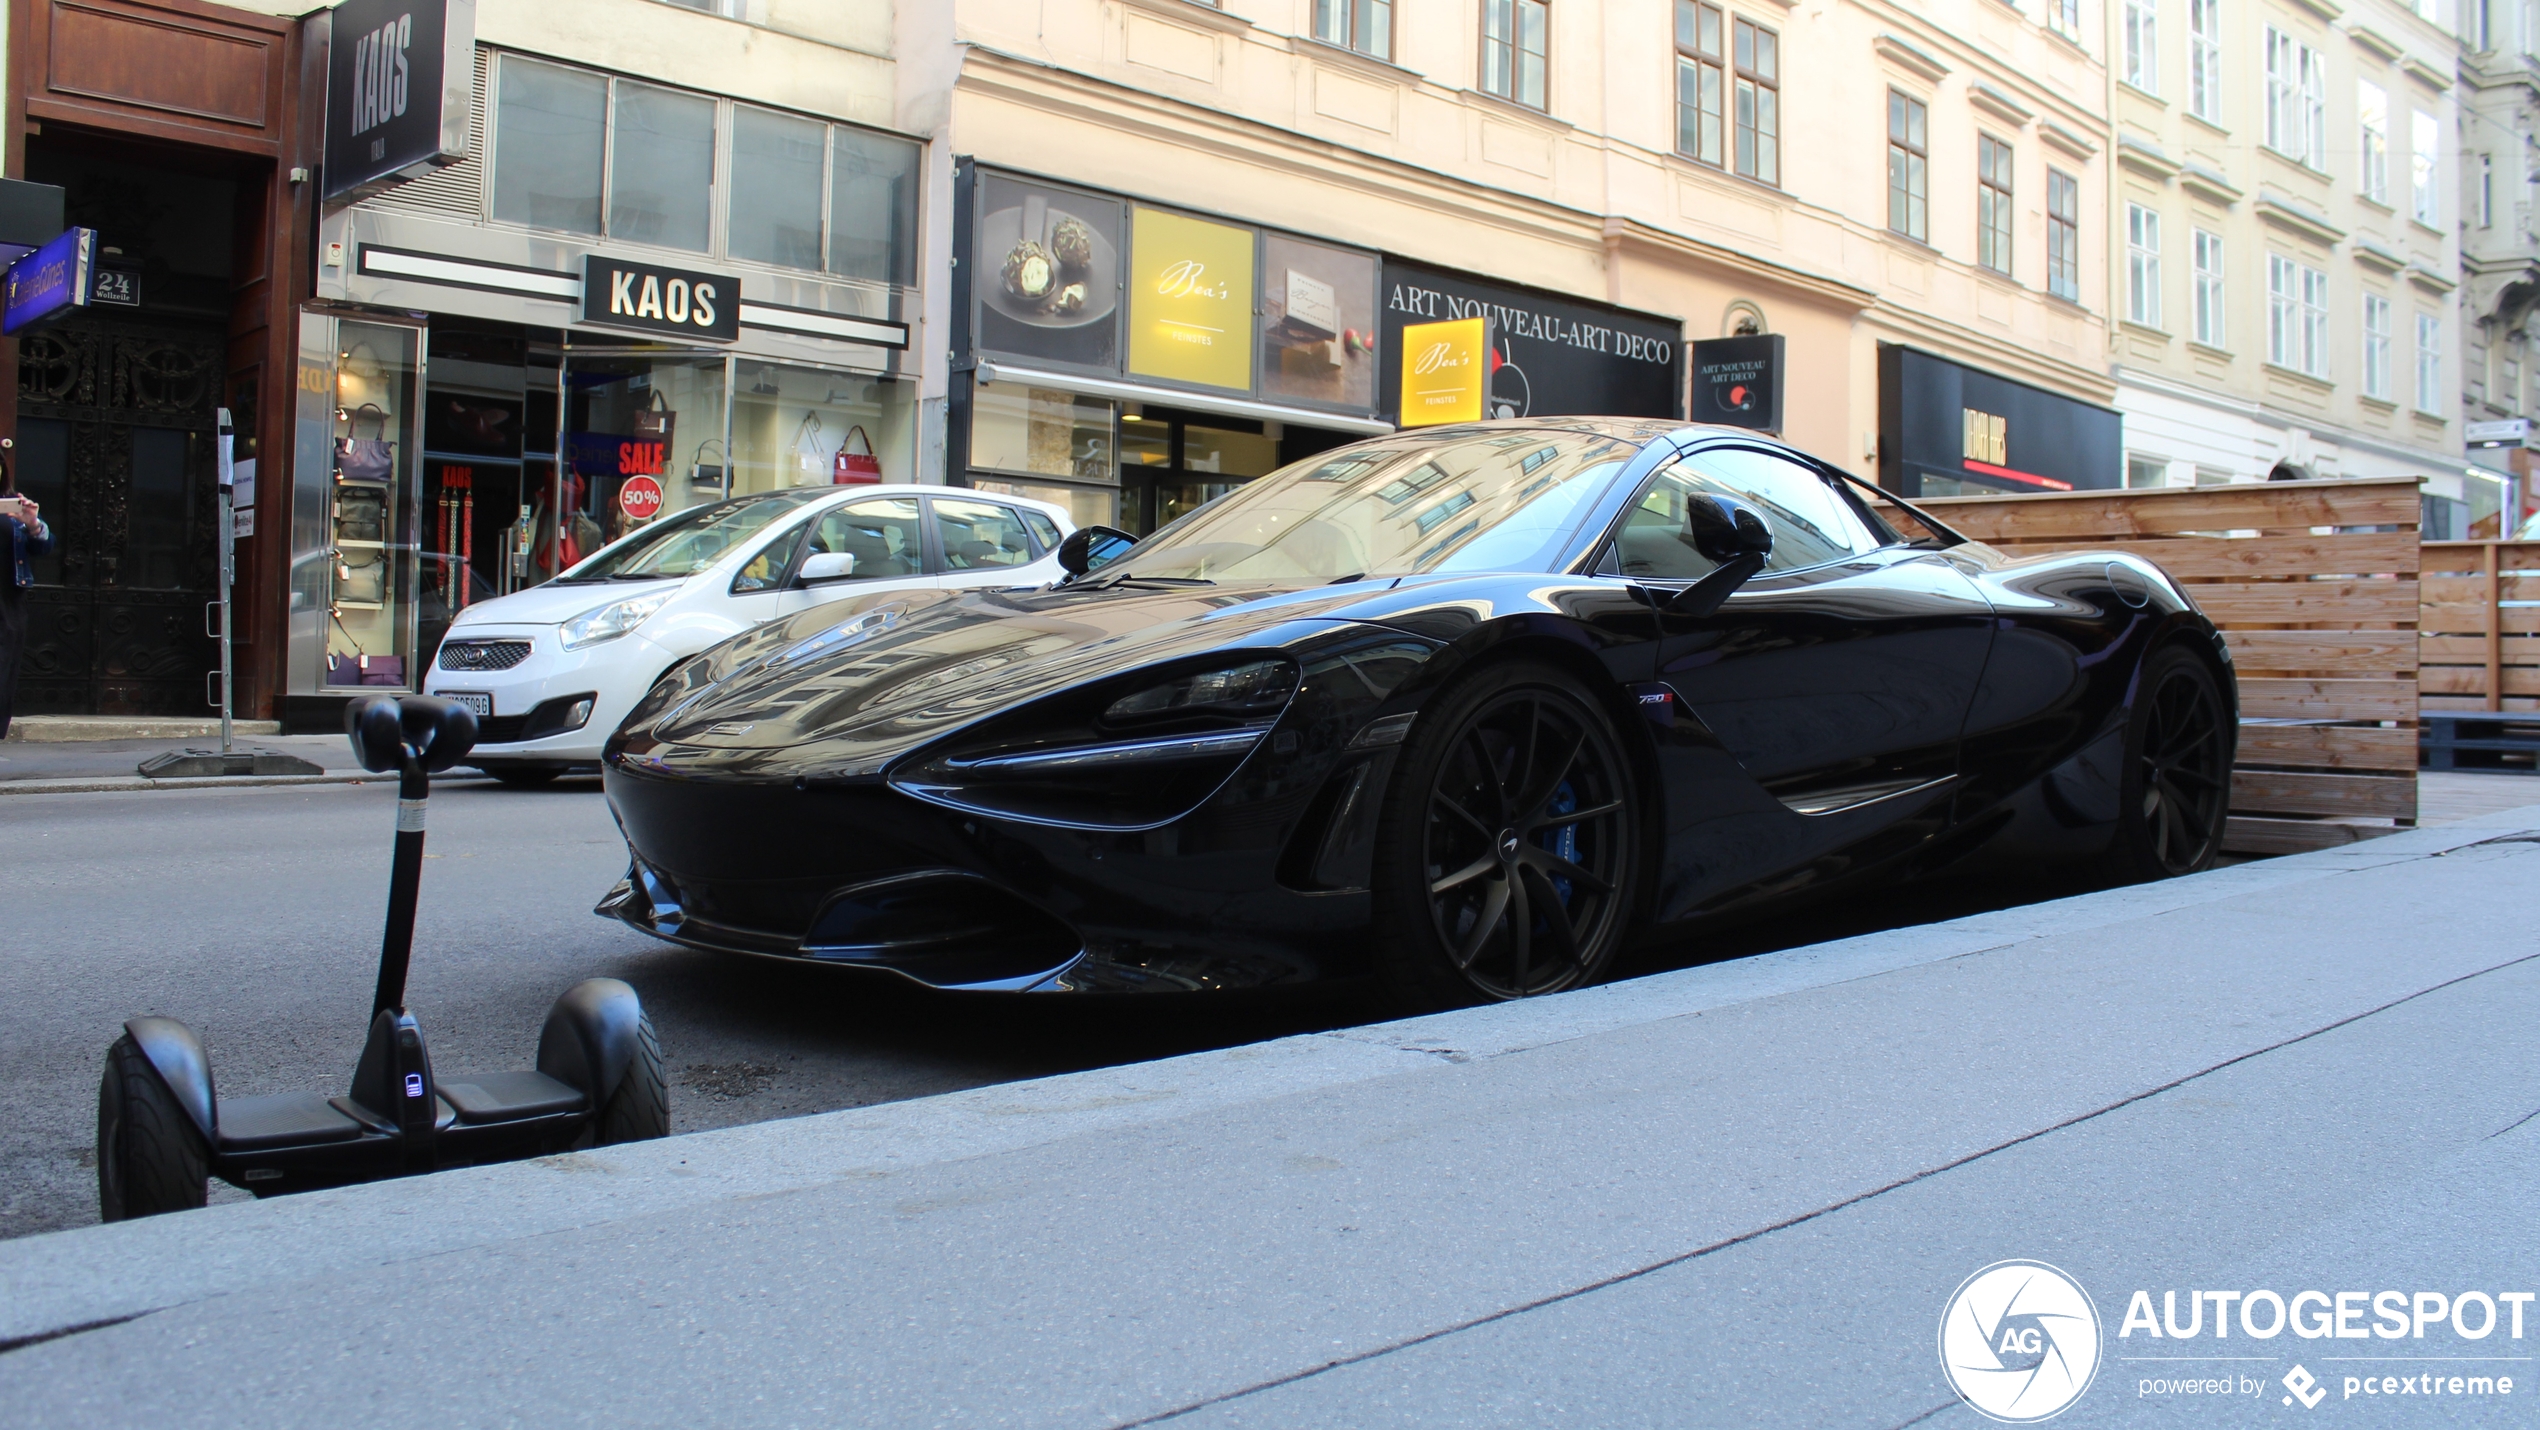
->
[[3, 226, 95, 336]]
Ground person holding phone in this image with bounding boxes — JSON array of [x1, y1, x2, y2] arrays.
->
[[0, 438, 55, 738]]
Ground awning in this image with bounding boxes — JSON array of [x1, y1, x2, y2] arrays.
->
[[974, 362, 1395, 436]]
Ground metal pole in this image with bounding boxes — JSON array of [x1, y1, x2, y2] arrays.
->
[[372, 757, 428, 1019], [215, 408, 235, 756]]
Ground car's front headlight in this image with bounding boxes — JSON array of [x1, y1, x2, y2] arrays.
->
[[1103, 659, 1298, 724], [559, 588, 677, 650]]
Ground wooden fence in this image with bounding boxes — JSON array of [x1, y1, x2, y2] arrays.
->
[[1912, 477, 2420, 855], [2421, 540, 2540, 712]]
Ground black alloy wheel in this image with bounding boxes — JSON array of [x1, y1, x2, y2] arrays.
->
[[1374, 663, 1637, 1009], [2118, 646, 2232, 879]]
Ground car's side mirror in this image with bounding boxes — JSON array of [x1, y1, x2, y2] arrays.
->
[[1666, 493, 1773, 617], [1058, 525, 1138, 578], [797, 551, 857, 585]]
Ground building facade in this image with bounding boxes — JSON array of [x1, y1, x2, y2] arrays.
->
[[2105, 0, 2474, 507], [2458, 9, 2540, 536]]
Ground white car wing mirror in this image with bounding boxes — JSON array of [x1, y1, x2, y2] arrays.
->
[[797, 551, 857, 584]]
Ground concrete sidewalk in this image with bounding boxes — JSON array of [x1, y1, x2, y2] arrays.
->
[[3, 809, 2537, 1427]]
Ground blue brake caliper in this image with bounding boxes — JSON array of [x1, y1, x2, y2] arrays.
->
[[1537, 781, 1579, 908]]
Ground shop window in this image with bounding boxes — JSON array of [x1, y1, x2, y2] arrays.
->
[[608, 82, 715, 253], [731, 107, 827, 271], [2126, 455, 2170, 489], [563, 354, 729, 549], [971, 385, 1117, 484], [973, 477, 1117, 533], [489, 53, 919, 285], [935, 497, 1038, 570], [731, 362, 915, 495], [492, 58, 606, 234], [1121, 412, 1172, 470], [1184, 425, 1279, 477]]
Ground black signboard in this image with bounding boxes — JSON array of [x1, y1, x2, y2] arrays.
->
[[1877, 343, 2120, 496], [1378, 261, 1681, 423], [0, 178, 63, 265], [1690, 334, 1784, 431], [579, 254, 739, 343], [323, 0, 475, 203]]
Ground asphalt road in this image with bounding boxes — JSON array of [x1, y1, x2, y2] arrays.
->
[[0, 778, 2115, 1242]]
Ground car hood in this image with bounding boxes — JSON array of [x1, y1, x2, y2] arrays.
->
[[448, 577, 686, 630], [610, 576, 1434, 782]]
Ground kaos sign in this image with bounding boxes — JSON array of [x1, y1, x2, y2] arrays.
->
[[322, 0, 474, 202], [580, 255, 738, 343]]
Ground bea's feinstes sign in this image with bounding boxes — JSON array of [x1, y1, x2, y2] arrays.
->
[[580, 255, 739, 342]]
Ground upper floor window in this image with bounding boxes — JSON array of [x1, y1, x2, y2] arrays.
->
[[1978, 135, 2014, 275], [1482, 0, 1550, 110], [2126, 203, 2162, 328], [2412, 110, 2441, 226], [2359, 81, 2389, 204], [1888, 91, 1928, 242], [2188, 0, 2221, 122], [2047, 168, 2081, 301], [2362, 292, 2392, 399], [1733, 18, 1780, 185], [1676, 1, 1725, 167], [2416, 312, 2443, 414], [2191, 228, 2225, 347], [2267, 253, 2328, 377], [2048, 0, 2083, 42], [490, 54, 919, 286], [2123, 0, 2158, 93], [1315, 0, 1393, 61], [2262, 30, 2324, 168]]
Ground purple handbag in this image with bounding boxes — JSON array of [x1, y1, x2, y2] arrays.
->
[[325, 652, 406, 687]]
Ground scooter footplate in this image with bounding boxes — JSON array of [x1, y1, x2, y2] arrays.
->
[[438, 1071, 587, 1124], [215, 1092, 364, 1152]]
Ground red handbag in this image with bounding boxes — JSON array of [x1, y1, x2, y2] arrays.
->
[[834, 425, 882, 484]]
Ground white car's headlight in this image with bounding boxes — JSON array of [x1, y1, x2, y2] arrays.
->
[[559, 588, 677, 650]]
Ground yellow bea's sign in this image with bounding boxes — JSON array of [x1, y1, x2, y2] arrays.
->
[[1129, 207, 1255, 392], [1399, 316, 1489, 426]]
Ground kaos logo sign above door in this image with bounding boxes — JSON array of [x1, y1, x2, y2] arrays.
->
[[580, 256, 739, 343]]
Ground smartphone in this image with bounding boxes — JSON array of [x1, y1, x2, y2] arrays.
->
[[0, 497, 26, 524]]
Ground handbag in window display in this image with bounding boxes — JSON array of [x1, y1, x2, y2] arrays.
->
[[835, 424, 881, 483], [335, 404, 395, 484]]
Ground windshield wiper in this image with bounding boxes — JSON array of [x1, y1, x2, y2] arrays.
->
[[1095, 573, 1215, 589]]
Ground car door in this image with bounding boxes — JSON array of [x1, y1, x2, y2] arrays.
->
[[1602, 443, 1997, 920], [928, 496, 1051, 591], [773, 496, 935, 619]]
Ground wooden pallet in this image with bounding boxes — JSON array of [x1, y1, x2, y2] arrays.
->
[[2421, 712, 2540, 774], [2420, 540, 2540, 716], [1914, 478, 2420, 855]]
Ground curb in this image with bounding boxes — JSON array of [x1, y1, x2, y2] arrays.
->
[[0, 772, 497, 797]]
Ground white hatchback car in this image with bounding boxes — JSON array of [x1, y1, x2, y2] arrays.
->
[[428, 484, 1074, 784]]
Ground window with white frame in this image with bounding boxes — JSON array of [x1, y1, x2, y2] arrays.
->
[[2412, 110, 2440, 225], [2192, 228, 2225, 347], [1482, 0, 1550, 110], [2189, 0, 2222, 122], [1315, 0, 1393, 60], [2268, 254, 2329, 376], [489, 54, 921, 285], [2417, 312, 2443, 414], [2048, 169, 2081, 300], [2126, 455, 2171, 489], [2127, 203, 2162, 328], [1889, 90, 1928, 242], [2300, 45, 2326, 163], [2124, 0, 2159, 92], [2263, 29, 2324, 165], [2481, 152, 2495, 227], [2359, 81, 2389, 204], [1979, 135, 2015, 275], [2049, 0, 2082, 41], [2362, 292, 2392, 399], [1676, 1, 1724, 167]]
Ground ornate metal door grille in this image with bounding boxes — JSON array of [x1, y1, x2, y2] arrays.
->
[[15, 315, 222, 716]]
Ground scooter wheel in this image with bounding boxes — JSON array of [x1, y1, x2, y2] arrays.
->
[[97, 1035, 209, 1221], [591, 1011, 668, 1145]]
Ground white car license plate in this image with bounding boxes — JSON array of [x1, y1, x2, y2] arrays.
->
[[435, 691, 492, 717]]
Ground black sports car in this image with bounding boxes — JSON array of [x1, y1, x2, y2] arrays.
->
[[599, 419, 2235, 1008]]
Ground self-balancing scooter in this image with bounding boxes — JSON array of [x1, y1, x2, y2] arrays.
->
[[96, 694, 668, 1219]]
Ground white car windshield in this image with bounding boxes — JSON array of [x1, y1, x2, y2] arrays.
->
[[1094, 429, 1642, 584], [554, 491, 827, 584]]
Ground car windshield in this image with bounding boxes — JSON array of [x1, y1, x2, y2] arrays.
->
[[554, 491, 826, 583], [1095, 428, 1646, 584]]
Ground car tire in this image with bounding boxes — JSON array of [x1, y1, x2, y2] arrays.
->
[[485, 763, 567, 788], [1369, 661, 1639, 1012], [2111, 643, 2234, 881], [97, 1034, 208, 1222], [590, 1011, 669, 1146]]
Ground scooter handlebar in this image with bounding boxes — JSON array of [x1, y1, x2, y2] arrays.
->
[[346, 695, 480, 775]]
